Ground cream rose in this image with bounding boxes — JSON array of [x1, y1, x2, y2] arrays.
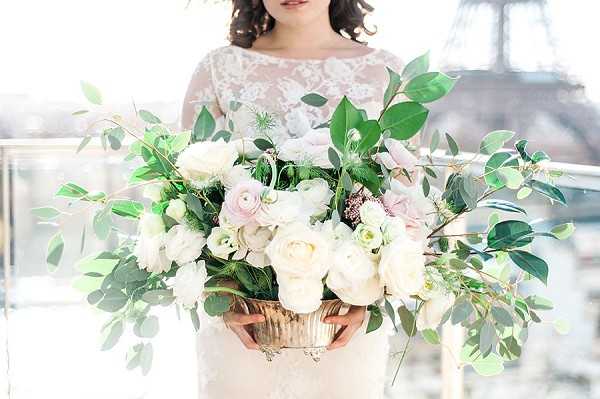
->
[[277, 274, 324, 314], [296, 178, 334, 217], [165, 224, 206, 265], [173, 261, 208, 309], [176, 139, 238, 188], [207, 227, 239, 259], [165, 198, 187, 222], [416, 291, 456, 331], [379, 237, 426, 300], [265, 222, 331, 279], [359, 201, 387, 227], [232, 223, 272, 268], [382, 217, 407, 244]]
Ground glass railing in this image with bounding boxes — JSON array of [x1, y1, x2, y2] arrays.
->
[[1, 139, 599, 399]]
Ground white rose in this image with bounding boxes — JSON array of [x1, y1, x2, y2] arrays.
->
[[382, 217, 407, 244], [165, 224, 206, 265], [143, 183, 164, 202], [221, 164, 252, 189], [359, 201, 387, 227], [134, 233, 171, 273], [296, 178, 334, 217], [207, 227, 239, 259], [326, 240, 383, 306], [265, 222, 331, 279], [379, 237, 426, 300], [416, 291, 456, 331], [255, 191, 309, 228], [165, 198, 187, 222], [176, 139, 238, 188], [277, 274, 324, 314], [353, 223, 383, 250], [139, 213, 165, 237], [173, 260, 208, 309], [233, 223, 272, 268]]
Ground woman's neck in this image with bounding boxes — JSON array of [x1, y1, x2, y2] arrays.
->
[[259, 15, 342, 50]]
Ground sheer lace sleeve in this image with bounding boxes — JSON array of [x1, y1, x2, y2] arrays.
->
[[180, 50, 224, 131]]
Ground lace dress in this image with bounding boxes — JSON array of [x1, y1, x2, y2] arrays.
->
[[180, 44, 405, 399]]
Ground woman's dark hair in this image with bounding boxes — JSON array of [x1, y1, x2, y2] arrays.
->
[[229, 0, 376, 48]]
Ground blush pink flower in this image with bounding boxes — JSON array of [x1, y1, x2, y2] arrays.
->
[[224, 179, 264, 226], [376, 139, 418, 171], [382, 190, 422, 230]]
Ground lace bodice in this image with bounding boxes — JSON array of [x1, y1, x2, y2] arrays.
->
[[182, 44, 403, 399], [181, 45, 405, 140]]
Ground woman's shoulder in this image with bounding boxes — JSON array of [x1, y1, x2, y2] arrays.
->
[[371, 48, 405, 73]]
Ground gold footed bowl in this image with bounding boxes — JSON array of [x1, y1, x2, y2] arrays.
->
[[239, 298, 345, 362]]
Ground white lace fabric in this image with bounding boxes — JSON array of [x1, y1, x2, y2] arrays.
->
[[181, 44, 406, 399]]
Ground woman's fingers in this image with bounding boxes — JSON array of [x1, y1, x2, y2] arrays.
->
[[230, 325, 260, 350], [323, 306, 366, 325], [224, 312, 265, 326], [327, 323, 360, 350]]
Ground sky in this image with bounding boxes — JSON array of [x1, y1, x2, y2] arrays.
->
[[1, 0, 599, 106]]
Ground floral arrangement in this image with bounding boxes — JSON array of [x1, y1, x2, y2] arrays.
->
[[35, 51, 574, 377]]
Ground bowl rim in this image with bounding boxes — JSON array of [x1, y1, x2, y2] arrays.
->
[[242, 297, 343, 305]]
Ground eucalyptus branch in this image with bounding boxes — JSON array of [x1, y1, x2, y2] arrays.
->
[[392, 299, 422, 385]]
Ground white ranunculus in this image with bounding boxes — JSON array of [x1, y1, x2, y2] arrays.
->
[[416, 291, 456, 331], [143, 183, 164, 202], [382, 217, 407, 244], [318, 219, 353, 242], [326, 240, 384, 306], [278, 128, 334, 168], [230, 138, 263, 159], [353, 223, 383, 250], [139, 212, 165, 237], [379, 237, 426, 300], [176, 139, 238, 188], [255, 191, 309, 228], [277, 274, 324, 314], [165, 198, 187, 222], [285, 108, 312, 138], [233, 223, 273, 268], [207, 227, 239, 259], [173, 260, 208, 309], [134, 233, 171, 273], [296, 178, 334, 217], [359, 201, 387, 227], [221, 164, 252, 189], [265, 222, 331, 279], [165, 224, 206, 265]]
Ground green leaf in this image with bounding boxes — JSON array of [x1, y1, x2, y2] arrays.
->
[[253, 138, 273, 151], [449, 258, 468, 270], [479, 130, 515, 155], [484, 152, 519, 189], [193, 106, 216, 142], [477, 199, 527, 215], [404, 72, 458, 103], [451, 300, 473, 325], [509, 250, 549, 284], [76, 254, 119, 275], [190, 307, 200, 331], [72, 109, 89, 116], [487, 220, 533, 250], [140, 343, 153, 376], [185, 193, 205, 221], [301, 93, 328, 107], [46, 231, 64, 272], [87, 289, 104, 305], [113, 260, 149, 283], [445, 133, 459, 156], [355, 120, 381, 153], [525, 295, 554, 310], [531, 151, 551, 164], [366, 305, 384, 333], [528, 180, 567, 206], [429, 129, 440, 153], [472, 353, 504, 377], [398, 305, 417, 337], [422, 329, 440, 345], [380, 102, 429, 140], [111, 199, 144, 219], [341, 170, 353, 192], [491, 306, 513, 327], [93, 207, 112, 240], [497, 167, 524, 190], [142, 289, 175, 306], [383, 67, 402, 107], [138, 109, 161, 124], [551, 223, 575, 240], [32, 206, 61, 220], [401, 50, 430, 81], [212, 130, 232, 142], [138, 315, 159, 338], [101, 321, 124, 351], [330, 96, 362, 151], [384, 299, 398, 333], [515, 139, 531, 161], [517, 187, 532, 200], [422, 175, 430, 197], [479, 320, 497, 353], [76, 135, 92, 153], [328, 147, 341, 169], [553, 319, 571, 335], [204, 294, 232, 317], [171, 131, 192, 152], [56, 182, 88, 199], [458, 173, 481, 210], [80, 80, 103, 105], [97, 288, 128, 312]]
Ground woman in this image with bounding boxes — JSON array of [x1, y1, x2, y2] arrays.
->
[[181, 1, 406, 397]]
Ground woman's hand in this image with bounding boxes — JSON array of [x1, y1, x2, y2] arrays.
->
[[323, 305, 366, 350], [223, 310, 266, 350]]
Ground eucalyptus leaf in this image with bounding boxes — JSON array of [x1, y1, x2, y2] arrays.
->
[[171, 131, 192, 152], [479, 130, 515, 155], [472, 353, 504, 376], [398, 305, 417, 337], [451, 300, 473, 325], [445, 133, 459, 156], [422, 329, 440, 345], [32, 206, 61, 220], [366, 305, 384, 333], [204, 294, 232, 316], [301, 93, 328, 107], [429, 129, 440, 153], [46, 231, 64, 271], [80, 80, 103, 105], [479, 320, 497, 353], [138, 109, 161, 124], [328, 147, 341, 169], [139, 315, 159, 338], [491, 306, 513, 327], [140, 343, 153, 376], [97, 288, 128, 312], [101, 321, 124, 351], [76, 135, 92, 153]]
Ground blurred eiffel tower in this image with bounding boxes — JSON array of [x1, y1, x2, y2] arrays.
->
[[429, 0, 600, 164]]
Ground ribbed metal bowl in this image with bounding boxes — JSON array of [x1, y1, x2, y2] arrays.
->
[[239, 298, 345, 362]]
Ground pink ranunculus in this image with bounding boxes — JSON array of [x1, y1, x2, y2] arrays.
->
[[224, 179, 264, 226], [376, 138, 418, 171], [382, 190, 421, 228]]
